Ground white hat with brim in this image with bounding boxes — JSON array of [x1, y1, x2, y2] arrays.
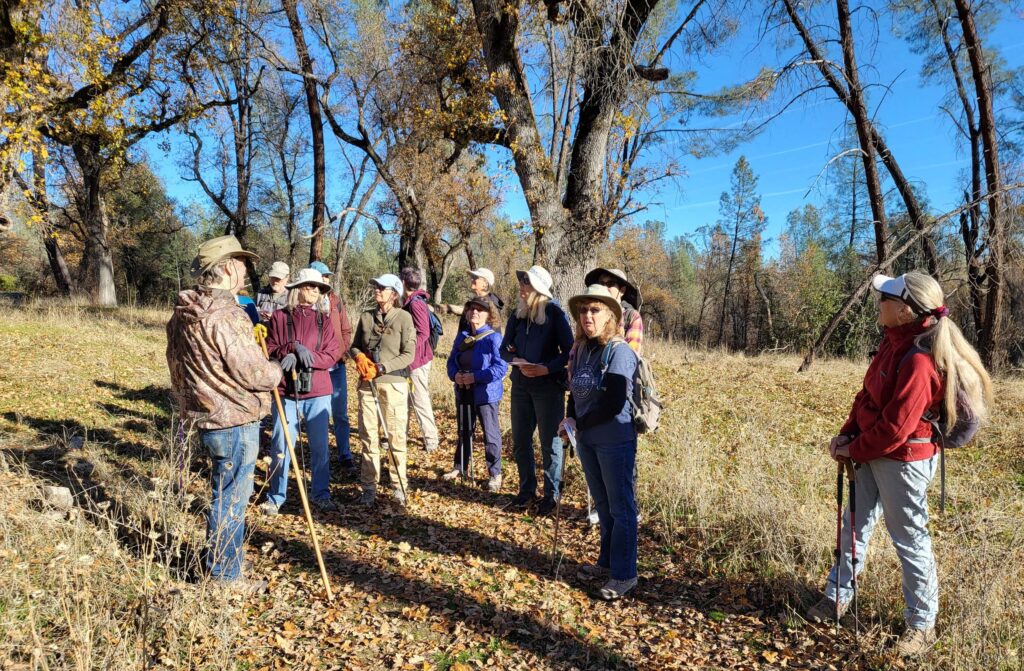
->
[[369, 273, 403, 295], [467, 267, 495, 287], [584, 267, 641, 308], [516, 265, 554, 299], [285, 268, 331, 291], [568, 284, 623, 324]]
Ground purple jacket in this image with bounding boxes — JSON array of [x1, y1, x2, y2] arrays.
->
[[403, 289, 434, 370], [266, 304, 340, 399]]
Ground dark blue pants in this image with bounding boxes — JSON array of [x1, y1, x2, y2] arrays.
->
[[510, 380, 564, 501], [330, 365, 352, 461], [454, 397, 502, 477], [577, 436, 638, 581]]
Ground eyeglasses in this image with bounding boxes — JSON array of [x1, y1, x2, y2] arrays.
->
[[578, 306, 605, 316]]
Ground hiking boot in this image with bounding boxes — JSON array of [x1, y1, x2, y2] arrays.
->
[[218, 577, 268, 596], [805, 595, 849, 623], [339, 458, 359, 478], [442, 468, 464, 481], [258, 501, 280, 516], [508, 493, 534, 510], [536, 498, 557, 517], [358, 490, 376, 508], [895, 627, 936, 658], [486, 473, 503, 493], [312, 498, 339, 513], [599, 577, 637, 601], [586, 510, 600, 525]]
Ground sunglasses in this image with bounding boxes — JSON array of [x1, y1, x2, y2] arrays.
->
[[596, 277, 621, 289], [878, 293, 900, 303], [578, 306, 605, 316]]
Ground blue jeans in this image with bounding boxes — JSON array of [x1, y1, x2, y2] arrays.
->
[[267, 394, 332, 506], [330, 365, 352, 461], [510, 381, 564, 501], [825, 455, 939, 629], [200, 422, 259, 581], [577, 437, 638, 581]]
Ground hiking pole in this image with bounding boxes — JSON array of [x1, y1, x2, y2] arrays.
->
[[456, 383, 469, 480], [551, 426, 576, 576], [834, 460, 844, 637], [845, 460, 859, 641], [291, 371, 310, 499], [368, 379, 408, 504], [257, 334, 334, 601]]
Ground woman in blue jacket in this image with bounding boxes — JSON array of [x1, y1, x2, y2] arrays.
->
[[500, 265, 574, 514], [446, 296, 508, 492]]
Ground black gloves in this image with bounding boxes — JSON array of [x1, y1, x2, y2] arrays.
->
[[294, 343, 314, 369], [280, 353, 297, 372]]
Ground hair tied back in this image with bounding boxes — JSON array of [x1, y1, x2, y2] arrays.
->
[[932, 305, 950, 319]]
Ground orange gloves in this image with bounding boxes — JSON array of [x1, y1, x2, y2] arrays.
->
[[354, 353, 379, 381]]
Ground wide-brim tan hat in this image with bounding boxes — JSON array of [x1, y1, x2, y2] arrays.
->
[[285, 268, 331, 291], [190, 235, 258, 278], [584, 267, 641, 308], [515, 265, 553, 299], [568, 284, 623, 324]]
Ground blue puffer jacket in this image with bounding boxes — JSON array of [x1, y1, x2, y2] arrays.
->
[[447, 327, 507, 406]]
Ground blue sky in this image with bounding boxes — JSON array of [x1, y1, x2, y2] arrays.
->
[[146, 6, 1023, 253]]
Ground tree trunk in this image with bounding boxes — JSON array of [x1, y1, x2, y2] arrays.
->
[[716, 219, 740, 347], [32, 151, 73, 296], [954, 0, 1004, 368], [72, 140, 117, 307], [281, 0, 326, 264]]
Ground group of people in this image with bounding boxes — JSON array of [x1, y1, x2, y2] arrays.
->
[[166, 234, 992, 656]]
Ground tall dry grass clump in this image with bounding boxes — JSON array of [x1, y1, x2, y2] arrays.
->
[[637, 339, 1024, 669]]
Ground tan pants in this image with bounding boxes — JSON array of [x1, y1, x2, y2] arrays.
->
[[358, 380, 409, 493], [408, 362, 439, 449]]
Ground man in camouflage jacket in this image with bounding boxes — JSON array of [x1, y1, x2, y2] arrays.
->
[[166, 235, 282, 589]]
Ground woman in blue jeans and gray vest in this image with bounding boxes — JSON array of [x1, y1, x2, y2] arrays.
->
[[810, 272, 992, 658], [559, 284, 639, 601], [500, 265, 574, 515]]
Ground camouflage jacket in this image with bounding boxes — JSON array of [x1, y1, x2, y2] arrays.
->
[[166, 288, 282, 430]]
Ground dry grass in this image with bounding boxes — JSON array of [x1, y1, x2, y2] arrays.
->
[[1, 301, 1022, 669], [638, 339, 1024, 670]]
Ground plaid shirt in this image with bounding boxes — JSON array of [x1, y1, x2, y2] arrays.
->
[[623, 303, 643, 354]]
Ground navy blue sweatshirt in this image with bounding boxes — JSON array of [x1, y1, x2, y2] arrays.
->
[[499, 301, 574, 389]]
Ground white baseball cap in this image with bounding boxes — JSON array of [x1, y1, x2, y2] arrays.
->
[[872, 273, 929, 314], [369, 273, 403, 295], [467, 267, 495, 287]]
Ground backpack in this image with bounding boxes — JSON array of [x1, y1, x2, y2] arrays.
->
[[597, 339, 663, 435], [406, 294, 443, 352], [898, 345, 982, 511]]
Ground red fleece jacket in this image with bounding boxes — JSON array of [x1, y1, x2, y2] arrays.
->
[[842, 320, 943, 463], [265, 304, 340, 399]]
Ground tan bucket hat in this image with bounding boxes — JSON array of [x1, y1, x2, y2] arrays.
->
[[568, 284, 623, 324], [189, 235, 258, 278]]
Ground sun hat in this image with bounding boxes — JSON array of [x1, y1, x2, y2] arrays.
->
[[189, 235, 258, 278], [871, 274, 931, 316], [467, 267, 495, 287], [285, 268, 331, 291], [515, 265, 554, 299], [267, 261, 290, 280], [369, 273, 403, 295], [309, 261, 333, 277], [568, 284, 623, 324], [584, 267, 641, 308]]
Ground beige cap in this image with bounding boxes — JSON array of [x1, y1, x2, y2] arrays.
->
[[268, 261, 289, 280], [568, 284, 623, 323], [189, 235, 258, 278], [468, 267, 495, 287]]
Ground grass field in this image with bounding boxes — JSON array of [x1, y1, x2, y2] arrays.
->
[[1, 300, 1021, 670]]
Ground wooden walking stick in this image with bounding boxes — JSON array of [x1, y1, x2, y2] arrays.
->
[[258, 333, 334, 601]]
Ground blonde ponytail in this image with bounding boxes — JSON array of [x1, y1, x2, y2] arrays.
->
[[516, 290, 550, 326], [903, 272, 994, 425]]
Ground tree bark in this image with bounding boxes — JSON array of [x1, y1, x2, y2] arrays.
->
[[281, 0, 326, 264], [31, 151, 73, 296], [72, 139, 117, 306], [954, 0, 1004, 368]]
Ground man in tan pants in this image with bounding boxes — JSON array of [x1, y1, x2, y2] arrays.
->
[[351, 273, 416, 507], [400, 267, 439, 453]]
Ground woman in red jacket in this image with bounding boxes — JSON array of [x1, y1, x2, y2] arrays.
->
[[808, 272, 992, 657]]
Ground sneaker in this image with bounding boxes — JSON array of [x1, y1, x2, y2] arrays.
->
[[442, 469, 464, 481], [392, 488, 407, 507], [486, 474, 502, 493], [424, 443, 439, 454], [598, 577, 637, 601], [805, 595, 849, 623], [312, 498, 338, 513], [536, 498, 557, 516], [895, 627, 936, 658], [358, 490, 376, 508], [587, 510, 600, 525], [258, 501, 280, 516]]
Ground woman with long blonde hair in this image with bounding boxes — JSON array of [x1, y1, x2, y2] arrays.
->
[[810, 271, 993, 657]]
